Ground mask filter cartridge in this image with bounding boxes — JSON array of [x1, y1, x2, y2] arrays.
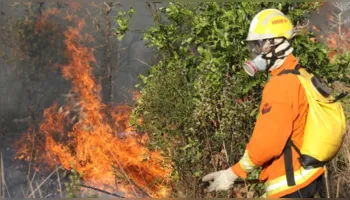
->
[[243, 55, 267, 76]]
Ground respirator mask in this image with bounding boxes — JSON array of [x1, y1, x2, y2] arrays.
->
[[243, 40, 270, 76], [242, 38, 292, 76]]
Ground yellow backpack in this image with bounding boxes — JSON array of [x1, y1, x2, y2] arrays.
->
[[278, 64, 347, 186]]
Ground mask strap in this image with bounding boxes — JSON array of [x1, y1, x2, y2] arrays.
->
[[275, 37, 292, 56], [263, 39, 277, 71], [262, 38, 290, 71]]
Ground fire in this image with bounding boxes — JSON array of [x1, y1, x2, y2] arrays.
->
[[311, 23, 350, 61], [13, 5, 172, 198], [131, 90, 142, 101], [324, 27, 350, 61], [312, 25, 321, 32], [70, 2, 82, 12], [34, 8, 60, 34]]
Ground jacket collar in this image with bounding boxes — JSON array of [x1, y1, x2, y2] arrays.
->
[[270, 54, 299, 76]]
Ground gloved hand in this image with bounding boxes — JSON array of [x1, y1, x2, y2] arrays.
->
[[202, 167, 238, 192]]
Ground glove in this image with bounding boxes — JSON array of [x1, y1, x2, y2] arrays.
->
[[202, 167, 238, 192]]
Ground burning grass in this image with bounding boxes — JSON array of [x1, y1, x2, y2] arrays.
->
[[12, 5, 173, 198]]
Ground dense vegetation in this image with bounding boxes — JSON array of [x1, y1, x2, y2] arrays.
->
[[128, 2, 350, 197]]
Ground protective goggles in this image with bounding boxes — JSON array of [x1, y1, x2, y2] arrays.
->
[[247, 40, 266, 58]]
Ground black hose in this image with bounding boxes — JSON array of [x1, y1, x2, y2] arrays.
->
[[79, 184, 125, 198]]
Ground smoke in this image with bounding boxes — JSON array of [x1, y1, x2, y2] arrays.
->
[[0, 1, 161, 197], [0, 1, 163, 122], [308, 2, 350, 44]]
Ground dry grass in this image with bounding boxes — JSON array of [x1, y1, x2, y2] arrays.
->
[[0, 154, 64, 199], [0, 151, 10, 198], [329, 81, 350, 197], [329, 60, 350, 197], [27, 166, 62, 198], [329, 130, 350, 198]]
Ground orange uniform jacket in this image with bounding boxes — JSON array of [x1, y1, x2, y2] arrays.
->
[[232, 54, 324, 198]]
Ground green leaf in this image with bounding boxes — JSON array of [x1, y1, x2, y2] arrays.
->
[[130, 2, 350, 197]]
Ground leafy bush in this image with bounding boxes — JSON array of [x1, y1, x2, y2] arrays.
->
[[129, 2, 350, 197]]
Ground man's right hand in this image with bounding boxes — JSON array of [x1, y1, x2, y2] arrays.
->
[[201, 167, 238, 192]]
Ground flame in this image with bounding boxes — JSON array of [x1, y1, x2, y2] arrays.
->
[[325, 28, 350, 61], [131, 90, 142, 101], [14, 5, 172, 198], [312, 25, 321, 32], [70, 2, 82, 12], [63, 12, 73, 22], [34, 8, 60, 34], [311, 19, 350, 62], [328, 14, 333, 21]]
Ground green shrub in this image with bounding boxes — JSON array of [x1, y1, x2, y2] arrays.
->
[[129, 2, 350, 197]]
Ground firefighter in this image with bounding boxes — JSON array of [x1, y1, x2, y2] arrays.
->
[[202, 9, 325, 198]]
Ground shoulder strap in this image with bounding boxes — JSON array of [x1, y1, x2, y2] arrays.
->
[[332, 92, 348, 103], [277, 64, 302, 186], [278, 65, 348, 102], [283, 137, 299, 186], [284, 136, 328, 186], [277, 64, 301, 76]]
